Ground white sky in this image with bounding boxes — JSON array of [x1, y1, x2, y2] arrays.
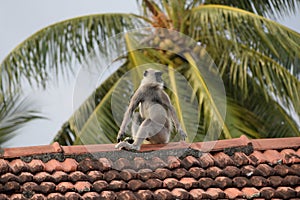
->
[[0, 1, 299, 147]]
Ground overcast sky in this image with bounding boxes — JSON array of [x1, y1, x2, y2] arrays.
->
[[0, 1, 299, 147]]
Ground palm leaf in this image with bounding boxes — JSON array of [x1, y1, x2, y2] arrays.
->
[[203, 0, 300, 18], [0, 13, 146, 93], [183, 53, 229, 140], [226, 79, 300, 138], [189, 5, 300, 114], [0, 92, 43, 144]]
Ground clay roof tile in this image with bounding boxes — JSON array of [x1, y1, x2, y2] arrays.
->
[[222, 165, 240, 178], [206, 188, 226, 199], [87, 170, 103, 182], [117, 190, 138, 200], [276, 186, 297, 199], [28, 159, 45, 173], [163, 177, 182, 189], [0, 136, 299, 199], [69, 171, 89, 182], [188, 166, 206, 179], [198, 153, 215, 168], [19, 172, 33, 183], [44, 160, 63, 173], [179, 177, 198, 189], [241, 187, 260, 199], [215, 176, 232, 189], [154, 188, 174, 200], [64, 192, 81, 199], [260, 187, 276, 199], [33, 172, 54, 183], [128, 179, 146, 191], [224, 188, 243, 199], [181, 155, 200, 169], [114, 158, 131, 170], [39, 182, 56, 194], [47, 193, 64, 200], [10, 159, 29, 174], [74, 181, 92, 193], [149, 157, 167, 170], [93, 180, 108, 193], [0, 159, 10, 174], [172, 188, 191, 199], [206, 166, 222, 178], [135, 190, 154, 200], [56, 182, 74, 193], [51, 171, 68, 183], [98, 157, 112, 171], [190, 188, 205, 199], [99, 191, 117, 199], [167, 156, 181, 169], [263, 150, 283, 165]]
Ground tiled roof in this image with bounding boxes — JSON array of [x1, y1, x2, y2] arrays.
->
[[0, 135, 300, 199]]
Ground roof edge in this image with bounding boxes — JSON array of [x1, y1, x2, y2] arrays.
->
[[1, 136, 300, 159]]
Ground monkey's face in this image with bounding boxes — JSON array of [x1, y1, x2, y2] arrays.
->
[[143, 68, 163, 82], [141, 68, 163, 87]]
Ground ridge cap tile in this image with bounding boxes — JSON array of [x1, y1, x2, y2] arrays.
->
[[2, 136, 300, 160], [2, 142, 63, 159]]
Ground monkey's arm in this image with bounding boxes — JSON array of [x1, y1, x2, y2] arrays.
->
[[162, 91, 187, 140], [117, 89, 143, 142]]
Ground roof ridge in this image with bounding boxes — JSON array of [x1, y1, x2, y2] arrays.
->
[[1, 135, 300, 159]]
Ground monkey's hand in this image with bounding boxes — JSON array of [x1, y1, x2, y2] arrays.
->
[[117, 130, 126, 142], [178, 128, 187, 141]]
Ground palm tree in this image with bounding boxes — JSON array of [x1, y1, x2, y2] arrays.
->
[[0, 0, 299, 145], [0, 91, 42, 145]]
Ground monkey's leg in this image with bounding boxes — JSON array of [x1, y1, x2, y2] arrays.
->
[[131, 112, 143, 139], [130, 118, 166, 150], [147, 125, 170, 144]]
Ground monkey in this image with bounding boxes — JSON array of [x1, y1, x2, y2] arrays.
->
[[115, 68, 187, 151]]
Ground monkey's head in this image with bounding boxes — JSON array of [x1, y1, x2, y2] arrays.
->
[[141, 68, 164, 88]]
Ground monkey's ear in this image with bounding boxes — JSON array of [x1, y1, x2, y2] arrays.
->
[[143, 70, 148, 77]]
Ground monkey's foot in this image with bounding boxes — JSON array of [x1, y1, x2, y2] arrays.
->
[[123, 137, 134, 144], [115, 141, 140, 151]]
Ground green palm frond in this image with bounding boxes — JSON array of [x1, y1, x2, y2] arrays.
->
[[189, 5, 300, 113], [226, 79, 300, 139], [0, 13, 146, 92], [0, 92, 43, 144], [203, 0, 300, 18]]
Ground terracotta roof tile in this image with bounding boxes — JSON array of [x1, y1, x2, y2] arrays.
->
[[135, 190, 154, 200], [0, 135, 299, 199], [215, 176, 232, 188], [171, 188, 191, 199], [65, 192, 81, 199], [241, 187, 260, 199], [166, 156, 181, 169], [179, 177, 198, 189], [206, 166, 222, 178], [188, 166, 206, 178], [154, 188, 173, 199], [206, 188, 226, 199], [128, 179, 146, 191], [189, 188, 205, 199], [98, 191, 117, 199], [222, 165, 240, 177], [56, 182, 74, 193], [118, 190, 138, 200]]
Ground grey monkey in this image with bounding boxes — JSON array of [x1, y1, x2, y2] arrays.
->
[[115, 68, 187, 151]]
